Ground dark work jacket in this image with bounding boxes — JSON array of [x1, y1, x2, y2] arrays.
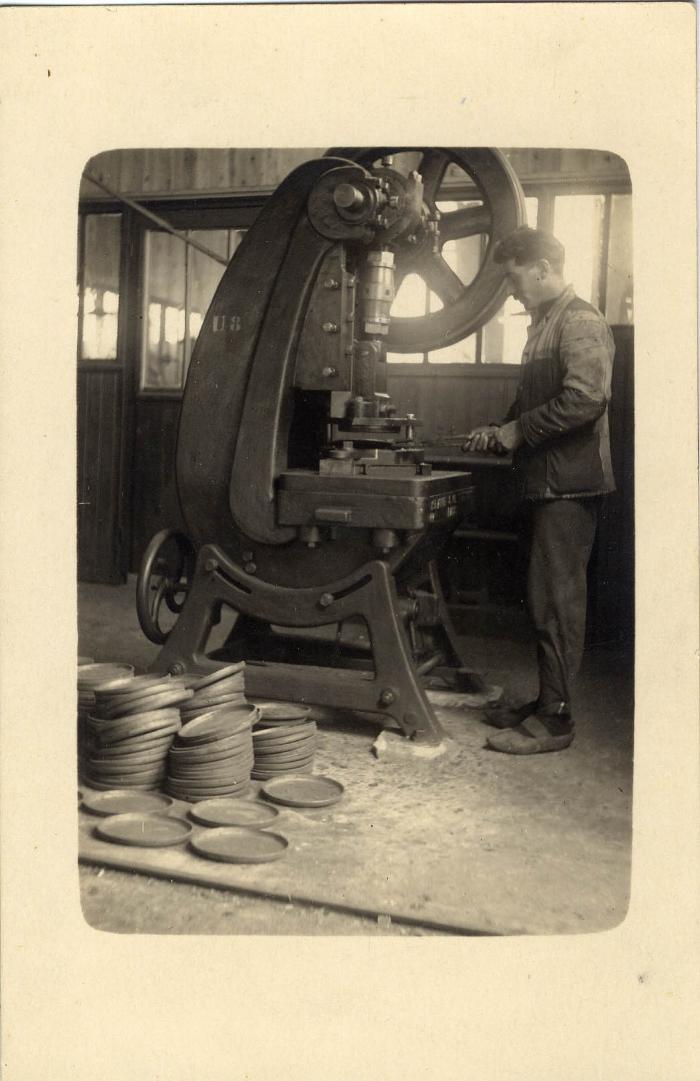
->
[[506, 285, 616, 500]]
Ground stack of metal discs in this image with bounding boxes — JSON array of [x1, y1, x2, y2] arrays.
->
[[77, 662, 134, 770], [251, 705, 317, 780], [181, 662, 247, 723], [84, 674, 193, 791], [165, 703, 258, 802]]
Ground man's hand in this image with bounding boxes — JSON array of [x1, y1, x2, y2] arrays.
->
[[461, 424, 498, 452], [492, 420, 524, 453]]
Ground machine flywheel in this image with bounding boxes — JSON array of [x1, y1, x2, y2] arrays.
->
[[326, 147, 526, 353]]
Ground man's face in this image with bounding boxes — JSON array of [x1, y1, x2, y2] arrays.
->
[[502, 258, 546, 311]]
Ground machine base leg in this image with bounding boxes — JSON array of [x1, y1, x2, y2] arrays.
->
[[151, 546, 490, 743]]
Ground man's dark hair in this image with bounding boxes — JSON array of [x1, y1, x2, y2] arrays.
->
[[493, 227, 565, 273]]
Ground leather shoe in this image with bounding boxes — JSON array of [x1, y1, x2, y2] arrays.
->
[[486, 713, 574, 755], [483, 699, 539, 729]]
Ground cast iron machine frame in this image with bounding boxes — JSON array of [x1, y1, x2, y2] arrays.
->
[[137, 148, 525, 743]]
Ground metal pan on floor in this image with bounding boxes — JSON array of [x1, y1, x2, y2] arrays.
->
[[95, 812, 192, 847], [168, 731, 252, 756], [255, 702, 312, 724], [190, 826, 288, 864], [81, 789, 174, 817], [260, 775, 344, 808], [177, 710, 254, 744], [186, 663, 246, 693], [189, 798, 281, 829]]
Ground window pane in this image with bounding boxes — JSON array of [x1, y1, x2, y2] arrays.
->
[[553, 194, 606, 304], [141, 232, 186, 390], [391, 272, 427, 318], [479, 196, 538, 364], [482, 295, 532, 364], [387, 350, 424, 364], [228, 228, 245, 260], [140, 228, 246, 390], [388, 273, 427, 363], [523, 195, 539, 229], [80, 214, 121, 361], [186, 229, 230, 377], [605, 194, 633, 324], [427, 335, 477, 364]]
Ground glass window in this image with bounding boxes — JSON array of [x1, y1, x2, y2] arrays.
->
[[141, 232, 186, 390], [605, 194, 633, 324], [482, 294, 532, 364], [553, 193, 606, 304], [79, 214, 121, 361], [140, 228, 244, 392], [481, 196, 539, 364]]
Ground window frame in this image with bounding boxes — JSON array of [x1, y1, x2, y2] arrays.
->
[[132, 199, 263, 398], [76, 208, 124, 368], [77, 196, 265, 395], [387, 175, 632, 378], [77, 176, 631, 389]]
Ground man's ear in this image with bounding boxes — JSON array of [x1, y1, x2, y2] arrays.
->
[[536, 258, 552, 277]]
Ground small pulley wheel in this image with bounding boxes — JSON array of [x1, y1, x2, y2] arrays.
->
[[326, 147, 526, 353], [136, 529, 196, 645]]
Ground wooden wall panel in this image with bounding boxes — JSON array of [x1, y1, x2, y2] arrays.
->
[[81, 149, 326, 200], [387, 369, 521, 439], [80, 148, 631, 202], [77, 368, 125, 583], [130, 397, 188, 569], [587, 326, 634, 643]]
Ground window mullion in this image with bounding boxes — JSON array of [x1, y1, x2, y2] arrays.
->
[[597, 194, 613, 314], [77, 215, 85, 363], [537, 192, 555, 232], [183, 231, 193, 386]]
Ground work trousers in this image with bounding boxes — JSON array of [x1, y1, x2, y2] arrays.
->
[[526, 497, 599, 718]]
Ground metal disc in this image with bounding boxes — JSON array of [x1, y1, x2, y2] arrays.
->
[[96, 812, 191, 847], [190, 826, 288, 864]]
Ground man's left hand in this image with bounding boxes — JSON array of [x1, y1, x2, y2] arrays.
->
[[493, 420, 524, 453]]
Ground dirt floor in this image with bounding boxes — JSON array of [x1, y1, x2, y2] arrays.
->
[[78, 578, 634, 937], [80, 864, 441, 935]]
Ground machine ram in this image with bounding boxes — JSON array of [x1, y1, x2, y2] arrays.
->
[[136, 147, 525, 743]]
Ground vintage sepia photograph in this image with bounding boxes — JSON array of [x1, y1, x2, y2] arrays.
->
[[2, 5, 696, 1080], [76, 145, 634, 936]]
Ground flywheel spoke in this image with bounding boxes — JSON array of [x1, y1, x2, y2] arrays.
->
[[167, 580, 189, 614], [419, 150, 450, 208], [151, 578, 168, 627], [421, 254, 465, 307], [439, 203, 491, 243]]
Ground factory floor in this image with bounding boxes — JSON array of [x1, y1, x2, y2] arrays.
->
[[78, 577, 634, 936]]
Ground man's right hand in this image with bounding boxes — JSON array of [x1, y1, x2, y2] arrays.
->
[[461, 425, 498, 452]]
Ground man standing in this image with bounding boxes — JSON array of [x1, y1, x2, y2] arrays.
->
[[463, 227, 615, 754]]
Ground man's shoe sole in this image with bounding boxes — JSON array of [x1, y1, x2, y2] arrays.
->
[[485, 715, 574, 754]]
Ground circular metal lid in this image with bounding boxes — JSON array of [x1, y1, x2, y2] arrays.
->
[[186, 663, 246, 693], [95, 812, 191, 846], [189, 798, 280, 829], [190, 826, 288, 864], [261, 774, 344, 808]]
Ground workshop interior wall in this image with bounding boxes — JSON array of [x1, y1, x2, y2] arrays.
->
[[79, 147, 630, 200], [77, 147, 634, 643], [80, 148, 327, 199]]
